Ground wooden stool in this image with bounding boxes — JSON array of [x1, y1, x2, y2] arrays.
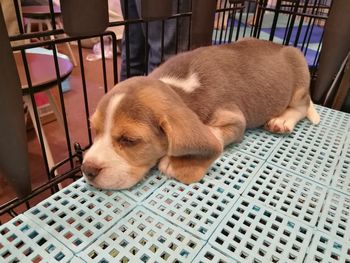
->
[[22, 4, 78, 67], [15, 50, 73, 172]]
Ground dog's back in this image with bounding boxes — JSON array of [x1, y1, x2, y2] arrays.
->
[[150, 38, 310, 128]]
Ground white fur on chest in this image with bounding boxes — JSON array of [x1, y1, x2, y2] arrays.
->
[[159, 73, 201, 93]]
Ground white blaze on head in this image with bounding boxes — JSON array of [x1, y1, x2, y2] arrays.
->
[[83, 94, 133, 189]]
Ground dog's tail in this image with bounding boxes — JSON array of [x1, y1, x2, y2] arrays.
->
[[307, 100, 320, 125]]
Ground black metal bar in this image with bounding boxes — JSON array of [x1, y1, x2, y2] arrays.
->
[[304, 6, 319, 58], [111, 12, 192, 26], [99, 35, 108, 94], [161, 20, 165, 62], [0, 168, 81, 217], [9, 210, 18, 218], [269, 0, 282, 41], [12, 0, 24, 34], [77, 40, 93, 146], [144, 21, 149, 75], [175, 0, 180, 53], [223, 0, 230, 43], [11, 31, 114, 51], [293, 0, 309, 47], [10, 29, 64, 42], [48, 0, 57, 30], [312, 30, 323, 69], [249, 1, 257, 37], [8, 12, 192, 44], [187, 4, 192, 51], [216, 4, 243, 12], [218, 13, 225, 44], [243, 0, 252, 37], [51, 44, 74, 172], [124, 0, 131, 78], [257, 0, 268, 39], [21, 50, 51, 181], [253, 0, 267, 38], [214, 11, 220, 43], [258, 5, 328, 20], [110, 32, 119, 85], [228, 6, 236, 42], [301, 0, 318, 52], [282, 1, 294, 45], [73, 143, 83, 165], [235, 3, 243, 41], [49, 149, 85, 179], [279, 2, 330, 10]]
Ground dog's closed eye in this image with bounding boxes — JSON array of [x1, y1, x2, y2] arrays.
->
[[116, 135, 141, 147]]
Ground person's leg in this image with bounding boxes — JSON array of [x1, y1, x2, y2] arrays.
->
[[147, 0, 191, 73], [120, 0, 146, 81]]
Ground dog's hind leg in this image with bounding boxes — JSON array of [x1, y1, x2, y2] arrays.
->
[[265, 88, 319, 134], [307, 100, 320, 124], [265, 46, 320, 134]]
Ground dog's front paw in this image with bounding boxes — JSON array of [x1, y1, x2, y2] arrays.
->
[[158, 155, 207, 185], [265, 117, 294, 134], [158, 156, 175, 178]]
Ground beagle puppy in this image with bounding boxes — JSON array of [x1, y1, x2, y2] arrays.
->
[[81, 38, 320, 190]]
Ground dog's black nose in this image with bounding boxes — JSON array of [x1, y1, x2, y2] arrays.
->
[[81, 162, 101, 179]]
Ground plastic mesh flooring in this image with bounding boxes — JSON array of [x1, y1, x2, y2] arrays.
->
[[77, 206, 205, 262], [0, 105, 349, 262], [24, 179, 136, 253], [208, 198, 314, 262], [0, 215, 73, 262], [305, 231, 350, 263]]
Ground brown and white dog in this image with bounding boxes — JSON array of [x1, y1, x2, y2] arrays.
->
[[81, 38, 320, 190]]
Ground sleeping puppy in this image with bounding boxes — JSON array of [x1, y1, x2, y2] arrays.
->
[[81, 38, 320, 190]]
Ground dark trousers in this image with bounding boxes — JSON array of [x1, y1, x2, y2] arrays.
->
[[120, 0, 191, 81]]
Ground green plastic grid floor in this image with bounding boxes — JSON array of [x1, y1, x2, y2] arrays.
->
[[1, 105, 349, 263]]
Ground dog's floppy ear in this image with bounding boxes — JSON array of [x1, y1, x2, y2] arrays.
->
[[160, 106, 223, 158]]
